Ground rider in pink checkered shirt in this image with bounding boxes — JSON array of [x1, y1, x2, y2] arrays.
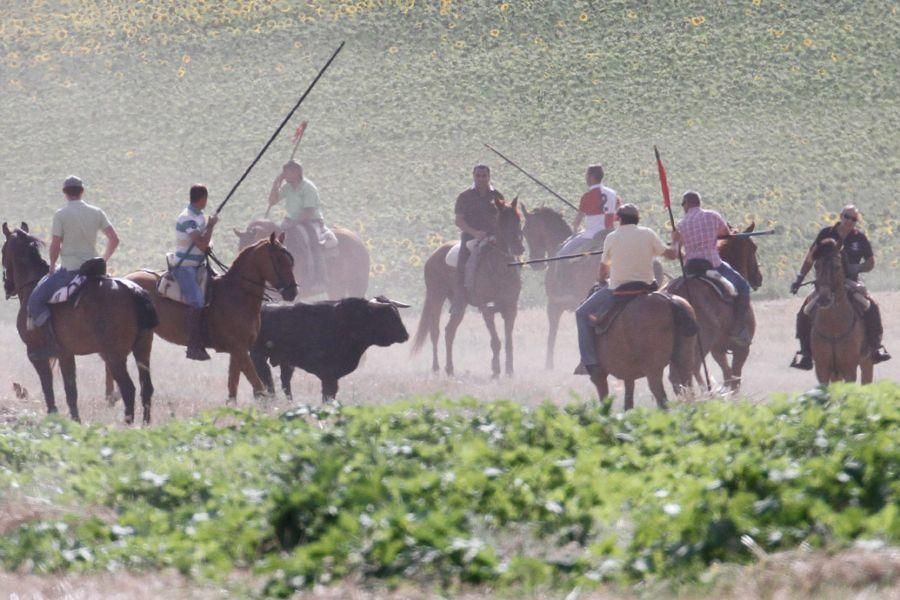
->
[[673, 191, 752, 347]]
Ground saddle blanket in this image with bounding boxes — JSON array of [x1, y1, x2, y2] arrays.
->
[[48, 274, 86, 304], [803, 280, 871, 316], [156, 253, 209, 305], [445, 238, 480, 268]]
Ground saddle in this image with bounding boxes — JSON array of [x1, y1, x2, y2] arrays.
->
[[445, 238, 480, 268], [156, 253, 211, 305], [593, 281, 659, 335], [678, 259, 737, 299], [48, 258, 108, 305], [803, 279, 870, 317]]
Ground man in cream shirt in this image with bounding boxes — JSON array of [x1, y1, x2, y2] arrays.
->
[[574, 204, 676, 377], [27, 176, 119, 356]]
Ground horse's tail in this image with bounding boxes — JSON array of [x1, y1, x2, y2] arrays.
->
[[117, 279, 159, 330], [411, 284, 445, 355], [668, 295, 699, 386]]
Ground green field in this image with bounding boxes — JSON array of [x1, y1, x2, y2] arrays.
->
[[1, 1, 898, 306], [0, 382, 897, 596]]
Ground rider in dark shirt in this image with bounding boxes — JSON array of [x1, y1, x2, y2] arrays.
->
[[789, 205, 890, 368], [451, 164, 503, 314]]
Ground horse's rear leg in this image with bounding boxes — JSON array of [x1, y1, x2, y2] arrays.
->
[[251, 351, 276, 395], [728, 345, 750, 392], [481, 308, 502, 377], [58, 353, 79, 423], [710, 347, 733, 392], [502, 306, 517, 376], [107, 358, 136, 425], [590, 369, 610, 403], [133, 332, 154, 425], [647, 371, 668, 410], [236, 351, 265, 399], [545, 303, 564, 370], [28, 356, 57, 414], [623, 379, 635, 411], [444, 309, 465, 376]]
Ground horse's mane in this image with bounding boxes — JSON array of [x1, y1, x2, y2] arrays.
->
[[222, 236, 272, 278], [529, 206, 573, 238], [12, 230, 50, 270], [812, 237, 840, 261]]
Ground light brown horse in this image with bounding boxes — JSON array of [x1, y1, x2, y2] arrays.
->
[[665, 223, 761, 391], [2, 222, 158, 424], [809, 238, 873, 383], [411, 198, 525, 377], [589, 292, 699, 410], [234, 219, 369, 299], [118, 233, 297, 402]]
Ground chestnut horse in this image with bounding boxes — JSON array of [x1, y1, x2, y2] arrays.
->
[[411, 198, 525, 377], [665, 223, 762, 391], [117, 233, 297, 402], [233, 219, 369, 299], [589, 292, 699, 410], [809, 238, 873, 383], [2, 222, 158, 424]]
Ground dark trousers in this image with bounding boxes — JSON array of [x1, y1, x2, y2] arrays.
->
[[796, 297, 884, 353]]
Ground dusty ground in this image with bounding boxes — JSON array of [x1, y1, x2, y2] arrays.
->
[[0, 293, 897, 424]]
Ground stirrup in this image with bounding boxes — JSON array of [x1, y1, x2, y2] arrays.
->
[[789, 352, 813, 371], [872, 346, 891, 364]]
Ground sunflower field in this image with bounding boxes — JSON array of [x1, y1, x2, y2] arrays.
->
[[1, 1, 898, 306]]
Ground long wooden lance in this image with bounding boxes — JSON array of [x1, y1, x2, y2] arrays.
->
[[655, 145, 712, 392], [176, 41, 345, 269], [483, 143, 579, 212], [508, 249, 603, 267], [719, 230, 777, 239]]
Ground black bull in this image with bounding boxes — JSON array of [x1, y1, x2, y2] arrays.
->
[[250, 296, 410, 401]]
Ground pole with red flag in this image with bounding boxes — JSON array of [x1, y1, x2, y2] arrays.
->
[[655, 145, 711, 392]]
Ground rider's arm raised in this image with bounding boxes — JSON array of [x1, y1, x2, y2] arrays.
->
[[268, 174, 285, 207]]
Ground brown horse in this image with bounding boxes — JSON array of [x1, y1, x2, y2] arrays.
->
[[412, 198, 525, 376], [665, 223, 762, 391], [589, 292, 699, 410], [118, 233, 297, 402], [233, 219, 369, 299], [2, 222, 158, 424], [808, 238, 873, 383]]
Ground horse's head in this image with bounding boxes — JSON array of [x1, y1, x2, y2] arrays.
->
[[233, 219, 280, 251], [719, 222, 763, 290], [241, 232, 298, 302], [812, 238, 845, 308], [2, 222, 48, 299], [521, 205, 572, 271], [494, 196, 526, 258]]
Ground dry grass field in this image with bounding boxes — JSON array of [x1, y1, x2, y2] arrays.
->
[[0, 292, 896, 425]]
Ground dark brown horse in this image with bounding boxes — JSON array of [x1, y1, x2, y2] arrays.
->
[[520, 206, 599, 369], [665, 223, 761, 391], [233, 219, 369, 299], [2, 222, 158, 424], [119, 233, 297, 402], [809, 239, 873, 383], [590, 292, 699, 410], [411, 198, 525, 377]]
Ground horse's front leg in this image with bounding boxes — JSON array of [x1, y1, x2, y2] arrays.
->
[[227, 354, 241, 404], [590, 368, 610, 403], [481, 308, 502, 377], [728, 344, 750, 392], [710, 344, 733, 392], [28, 355, 57, 414], [58, 353, 79, 423], [503, 305, 517, 376], [235, 351, 265, 398], [545, 302, 564, 370]]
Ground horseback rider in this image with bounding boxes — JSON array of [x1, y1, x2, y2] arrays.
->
[[267, 159, 335, 293], [575, 204, 677, 377], [451, 164, 504, 314], [26, 176, 120, 358], [557, 164, 621, 257], [673, 191, 752, 346], [789, 204, 890, 368], [174, 184, 218, 361]]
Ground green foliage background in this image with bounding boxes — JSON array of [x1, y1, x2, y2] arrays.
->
[[0, 383, 897, 595], [1, 0, 898, 305]]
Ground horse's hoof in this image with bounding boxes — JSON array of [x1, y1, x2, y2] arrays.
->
[[226, 397, 237, 406]]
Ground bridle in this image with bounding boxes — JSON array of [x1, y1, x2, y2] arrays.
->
[[2, 236, 47, 300], [237, 241, 297, 298]]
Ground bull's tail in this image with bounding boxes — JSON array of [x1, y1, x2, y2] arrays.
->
[[118, 279, 159, 330], [411, 280, 446, 355]]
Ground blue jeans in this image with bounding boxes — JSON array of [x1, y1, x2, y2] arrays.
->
[[575, 285, 616, 367], [173, 266, 204, 308], [716, 261, 750, 300], [27, 268, 78, 327]]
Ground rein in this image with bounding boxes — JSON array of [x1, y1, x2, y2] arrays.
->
[[216, 243, 296, 299]]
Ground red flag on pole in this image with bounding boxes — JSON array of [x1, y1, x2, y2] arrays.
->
[[654, 145, 671, 209], [292, 120, 307, 144]]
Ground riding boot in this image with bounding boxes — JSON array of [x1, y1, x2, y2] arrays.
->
[[863, 302, 891, 364], [729, 294, 752, 347], [185, 307, 210, 361], [449, 257, 468, 315], [790, 310, 813, 370], [27, 320, 59, 361]]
